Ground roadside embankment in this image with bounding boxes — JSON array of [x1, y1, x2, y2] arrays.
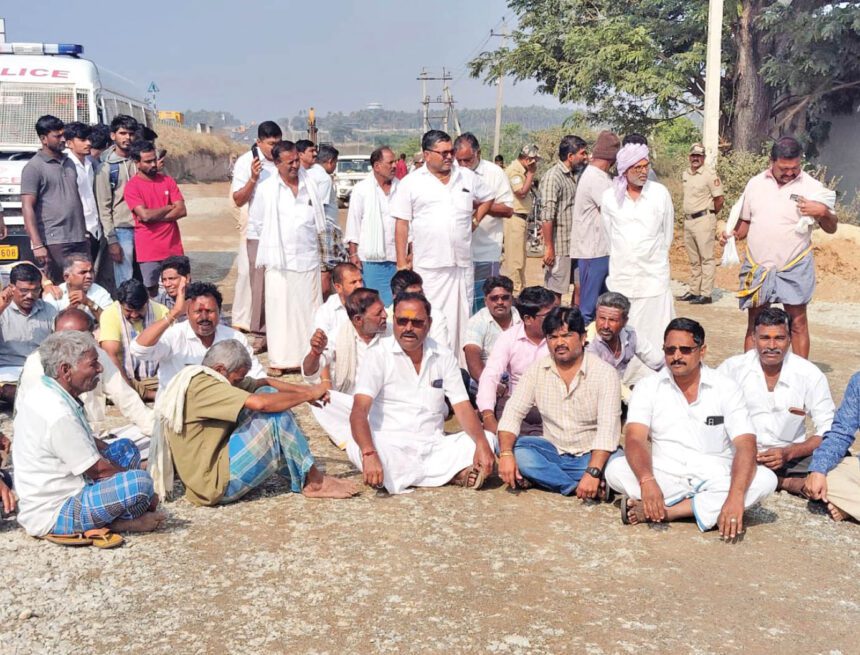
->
[[156, 125, 244, 183]]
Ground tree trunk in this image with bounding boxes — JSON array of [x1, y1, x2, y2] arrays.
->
[[731, 0, 772, 152]]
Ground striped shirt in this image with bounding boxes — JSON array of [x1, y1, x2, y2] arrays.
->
[[498, 352, 621, 455], [540, 161, 578, 255]]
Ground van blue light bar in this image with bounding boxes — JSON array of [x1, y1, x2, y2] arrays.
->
[[0, 43, 84, 56]]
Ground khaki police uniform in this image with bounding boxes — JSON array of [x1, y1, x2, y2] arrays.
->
[[503, 158, 532, 294], [682, 166, 723, 296]]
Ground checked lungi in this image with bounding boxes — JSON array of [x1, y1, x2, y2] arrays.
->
[[54, 439, 154, 534], [220, 403, 316, 503], [737, 245, 815, 309]]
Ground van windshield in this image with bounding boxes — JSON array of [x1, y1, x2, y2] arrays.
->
[[337, 159, 371, 175]]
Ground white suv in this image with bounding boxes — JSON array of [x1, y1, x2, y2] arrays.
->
[[335, 155, 371, 207]]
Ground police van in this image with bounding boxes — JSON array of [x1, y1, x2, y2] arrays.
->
[[0, 37, 154, 266]]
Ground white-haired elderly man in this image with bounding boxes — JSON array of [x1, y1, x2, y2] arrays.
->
[[152, 339, 359, 506], [12, 331, 163, 547]]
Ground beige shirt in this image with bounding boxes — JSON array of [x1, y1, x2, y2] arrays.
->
[[498, 352, 621, 455], [505, 159, 533, 215], [682, 166, 723, 215]]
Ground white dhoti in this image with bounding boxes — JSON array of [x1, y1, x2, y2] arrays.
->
[[231, 207, 253, 331], [623, 290, 675, 384], [310, 390, 354, 450], [414, 265, 472, 358], [346, 429, 499, 494], [265, 268, 322, 369], [605, 455, 777, 531]]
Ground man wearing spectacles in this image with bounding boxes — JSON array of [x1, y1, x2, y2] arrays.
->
[[601, 143, 676, 385], [463, 275, 520, 387], [605, 317, 777, 541], [348, 292, 497, 493], [391, 130, 494, 358]]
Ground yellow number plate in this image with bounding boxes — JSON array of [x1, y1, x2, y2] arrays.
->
[[0, 245, 19, 260]]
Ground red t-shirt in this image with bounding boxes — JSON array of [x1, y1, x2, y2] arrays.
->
[[395, 159, 408, 180], [124, 173, 185, 262]]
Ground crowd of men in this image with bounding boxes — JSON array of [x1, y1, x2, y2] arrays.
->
[[0, 114, 858, 550]]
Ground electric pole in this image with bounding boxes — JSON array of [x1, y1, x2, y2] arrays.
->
[[702, 0, 724, 168], [490, 20, 509, 159], [417, 68, 453, 133]]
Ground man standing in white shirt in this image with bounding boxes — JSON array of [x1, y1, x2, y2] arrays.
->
[[348, 292, 497, 493], [718, 307, 834, 497], [391, 130, 493, 356], [255, 141, 327, 375], [601, 143, 675, 379], [231, 121, 282, 351], [605, 318, 777, 539], [345, 146, 400, 306], [452, 133, 514, 312]]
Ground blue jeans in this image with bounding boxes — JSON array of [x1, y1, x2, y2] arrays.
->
[[113, 227, 135, 286], [361, 260, 397, 306], [514, 435, 594, 495], [578, 256, 610, 325]]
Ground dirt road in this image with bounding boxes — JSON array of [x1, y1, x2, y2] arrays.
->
[[3, 183, 859, 654]]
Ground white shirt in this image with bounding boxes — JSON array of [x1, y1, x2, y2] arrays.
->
[[71, 154, 100, 237], [256, 174, 320, 272], [718, 350, 835, 450], [45, 282, 113, 317], [471, 159, 514, 261], [313, 293, 349, 341], [307, 163, 338, 223], [384, 303, 450, 354], [355, 334, 468, 437], [231, 149, 278, 240], [602, 180, 674, 298], [627, 365, 756, 480], [344, 175, 400, 262], [129, 321, 265, 394], [19, 346, 154, 437], [463, 306, 521, 364], [11, 380, 102, 536], [301, 326, 389, 392], [389, 163, 493, 269]]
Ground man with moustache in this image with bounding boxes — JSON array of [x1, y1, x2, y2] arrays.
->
[[497, 306, 621, 496], [726, 136, 837, 358], [345, 146, 401, 305], [130, 281, 265, 396], [601, 143, 675, 378], [463, 275, 520, 386], [718, 307, 834, 497], [302, 287, 390, 449], [605, 318, 777, 540], [348, 293, 497, 493]]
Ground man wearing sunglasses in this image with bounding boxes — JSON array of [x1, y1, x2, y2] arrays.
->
[[605, 318, 777, 541], [463, 276, 519, 387], [348, 292, 497, 493], [391, 130, 494, 358]]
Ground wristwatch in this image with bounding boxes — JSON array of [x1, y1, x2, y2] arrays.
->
[[585, 466, 603, 479]]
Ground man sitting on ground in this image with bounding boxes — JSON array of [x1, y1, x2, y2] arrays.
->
[[804, 372, 860, 522], [100, 279, 170, 402], [605, 318, 777, 540], [131, 281, 264, 394], [348, 292, 497, 493], [463, 275, 520, 386], [154, 255, 191, 316], [19, 308, 154, 450], [313, 262, 364, 343], [586, 291, 663, 399], [0, 263, 58, 405], [302, 287, 389, 448], [719, 307, 834, 497], [154, 339, 358, 505], [478, 286, 558, 437], [44, 253, 112, 320], [498, 306, 621, 495], [387, 269, 450, 349], [12, 331, 163, 543]]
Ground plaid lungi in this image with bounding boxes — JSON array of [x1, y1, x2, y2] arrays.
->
[[220, 406, 315, 503], [54, 439, 152, 534]]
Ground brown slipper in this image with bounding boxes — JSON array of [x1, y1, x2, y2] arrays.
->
[[84, 527, 125, 549], [39, 533, 93, 547]]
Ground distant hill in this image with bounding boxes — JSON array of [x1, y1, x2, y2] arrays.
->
[[183, 109, 242, 128]]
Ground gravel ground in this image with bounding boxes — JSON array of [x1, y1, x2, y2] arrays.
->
[[2, 185, 859, 654]]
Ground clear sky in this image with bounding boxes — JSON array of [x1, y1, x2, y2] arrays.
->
[[1, 0, 568, 123]]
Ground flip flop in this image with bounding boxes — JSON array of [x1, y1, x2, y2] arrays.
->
[[469, 466, 488, 491], [620, 493, 632, 525], [84, 528, 125, 549], [39, 533, 93, 547]]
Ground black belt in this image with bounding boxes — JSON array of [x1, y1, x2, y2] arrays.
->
[[686, 209, 713, 220], [514, 212, 529, 218]]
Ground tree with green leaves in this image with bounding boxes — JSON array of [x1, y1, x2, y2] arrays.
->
[[469, 0, 860, 153]]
